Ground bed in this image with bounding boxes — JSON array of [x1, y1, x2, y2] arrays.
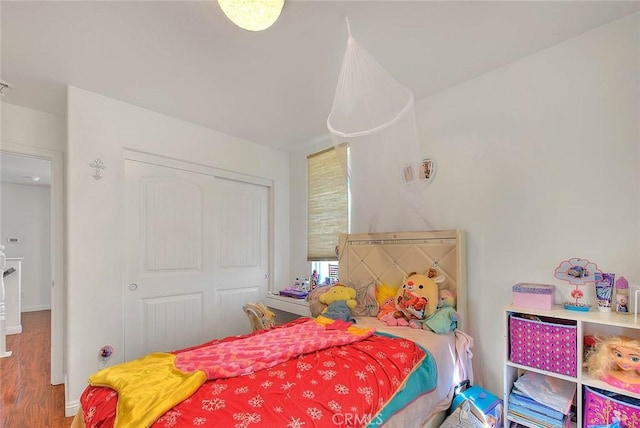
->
[[71, 230, 472, 428]]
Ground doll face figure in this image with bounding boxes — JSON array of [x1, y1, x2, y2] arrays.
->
[[612, 345, 640, 373]]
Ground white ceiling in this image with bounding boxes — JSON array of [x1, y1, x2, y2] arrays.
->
[[2, 1, 640, 152]]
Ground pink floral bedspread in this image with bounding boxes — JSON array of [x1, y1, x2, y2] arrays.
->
[[81, 318, 432, 428], [175, 317, 374, 379]]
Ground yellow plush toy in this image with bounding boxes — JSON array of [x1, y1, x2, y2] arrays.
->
[[380, 270, 443, 328], [319, 283, 358, 323]]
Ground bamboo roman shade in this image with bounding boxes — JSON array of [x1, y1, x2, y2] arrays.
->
[[307, 146, 348, 261]]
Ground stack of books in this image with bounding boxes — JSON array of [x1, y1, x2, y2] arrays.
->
[[507, 372, 576, 428]]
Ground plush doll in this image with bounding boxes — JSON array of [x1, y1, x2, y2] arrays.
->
[[438, 289, 456, 309], [319, 283, 358, 323], [380, 270, 443, 328], [424, 289, 458, 333], [375, 283, 399, 321]]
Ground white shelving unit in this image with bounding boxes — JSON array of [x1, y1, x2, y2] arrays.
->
[[504, 304, 640, 428]]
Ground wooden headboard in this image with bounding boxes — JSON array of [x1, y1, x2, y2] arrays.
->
[[337, 230, 467, 332]]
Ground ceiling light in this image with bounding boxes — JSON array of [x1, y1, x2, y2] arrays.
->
[[22, 176, 40, 182], [217, 0, 284, 32]]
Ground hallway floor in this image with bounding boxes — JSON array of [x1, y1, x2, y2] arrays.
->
[[0, 310, 74, 428]]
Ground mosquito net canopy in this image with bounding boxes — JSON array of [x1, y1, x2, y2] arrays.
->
[[327, 24, 434, 233]]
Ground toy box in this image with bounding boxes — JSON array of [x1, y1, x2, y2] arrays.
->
[[584, 386, 640, 428], [509, 313, 577, 377], [512, 283, 555, 310], [451, 385, 503, 428]]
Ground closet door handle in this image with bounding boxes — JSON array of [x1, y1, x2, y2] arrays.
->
[[128, 283, 138, 292]]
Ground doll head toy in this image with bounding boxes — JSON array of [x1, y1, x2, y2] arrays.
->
[[584, 335, 640, 393]]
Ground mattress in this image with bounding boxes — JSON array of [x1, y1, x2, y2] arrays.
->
[[353, 317, 474, 427]]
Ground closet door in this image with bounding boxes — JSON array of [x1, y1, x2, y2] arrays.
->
[[211, 177, 269, 338], [124, 159, 268, 361]]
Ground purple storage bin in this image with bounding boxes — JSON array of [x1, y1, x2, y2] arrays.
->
[[509, 313, 577, 377], [584, 386, 640, 428]]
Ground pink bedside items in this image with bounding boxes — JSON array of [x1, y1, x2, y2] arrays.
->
[[554, 257, 602, 312], [615, 276, 629, 313], [512, 283, 555, 310]]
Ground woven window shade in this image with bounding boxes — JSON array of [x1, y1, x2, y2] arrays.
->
[[307, 145, 348, 261]]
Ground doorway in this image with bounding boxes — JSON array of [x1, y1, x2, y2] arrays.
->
[[0, 145, 64, 385]]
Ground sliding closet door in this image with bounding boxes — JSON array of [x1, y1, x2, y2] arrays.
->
[[124, 159, 269, 361], [211, 177, 269, 337]]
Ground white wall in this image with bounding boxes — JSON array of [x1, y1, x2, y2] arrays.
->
[[288, 13, 640, 398], [1, 182, 51, 311], [1, 103, 66, 151], [412, 14, 639, 395], [65, 86, 290, 412]]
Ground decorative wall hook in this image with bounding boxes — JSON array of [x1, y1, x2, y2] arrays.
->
[[90, 159, 106, 180], [0, 81, 13, 96]]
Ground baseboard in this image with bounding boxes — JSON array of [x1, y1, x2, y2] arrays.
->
[[22, 305, 51, 313], [66, 399, 80, 418], [6, 325, 22, 335], [65, 370, 80, 418]]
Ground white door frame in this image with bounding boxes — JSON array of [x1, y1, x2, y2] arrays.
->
[[1, 142, 64, 385]]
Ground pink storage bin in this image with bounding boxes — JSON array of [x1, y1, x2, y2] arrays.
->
[[512, 283, 555, 310], [584, 386, 640, 428], [509, 313, 577, 377]]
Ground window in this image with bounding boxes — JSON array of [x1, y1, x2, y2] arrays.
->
[[311, 261, 339, 287], [307, 144, 348, 262]]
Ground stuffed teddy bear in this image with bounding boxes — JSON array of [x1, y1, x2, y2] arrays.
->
[[380, 270, 443, 328], [319, 283, 357, 323]]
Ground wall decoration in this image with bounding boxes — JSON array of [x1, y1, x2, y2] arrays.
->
[[90, 158, 106, 180]]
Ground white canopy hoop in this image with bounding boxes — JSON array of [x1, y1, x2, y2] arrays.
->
[[327, 19, 434, 233]]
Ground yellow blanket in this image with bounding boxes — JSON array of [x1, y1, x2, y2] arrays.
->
[[88, 352, 206, 428]]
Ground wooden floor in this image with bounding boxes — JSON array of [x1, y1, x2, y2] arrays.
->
[[1, 310, 75, 428]]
